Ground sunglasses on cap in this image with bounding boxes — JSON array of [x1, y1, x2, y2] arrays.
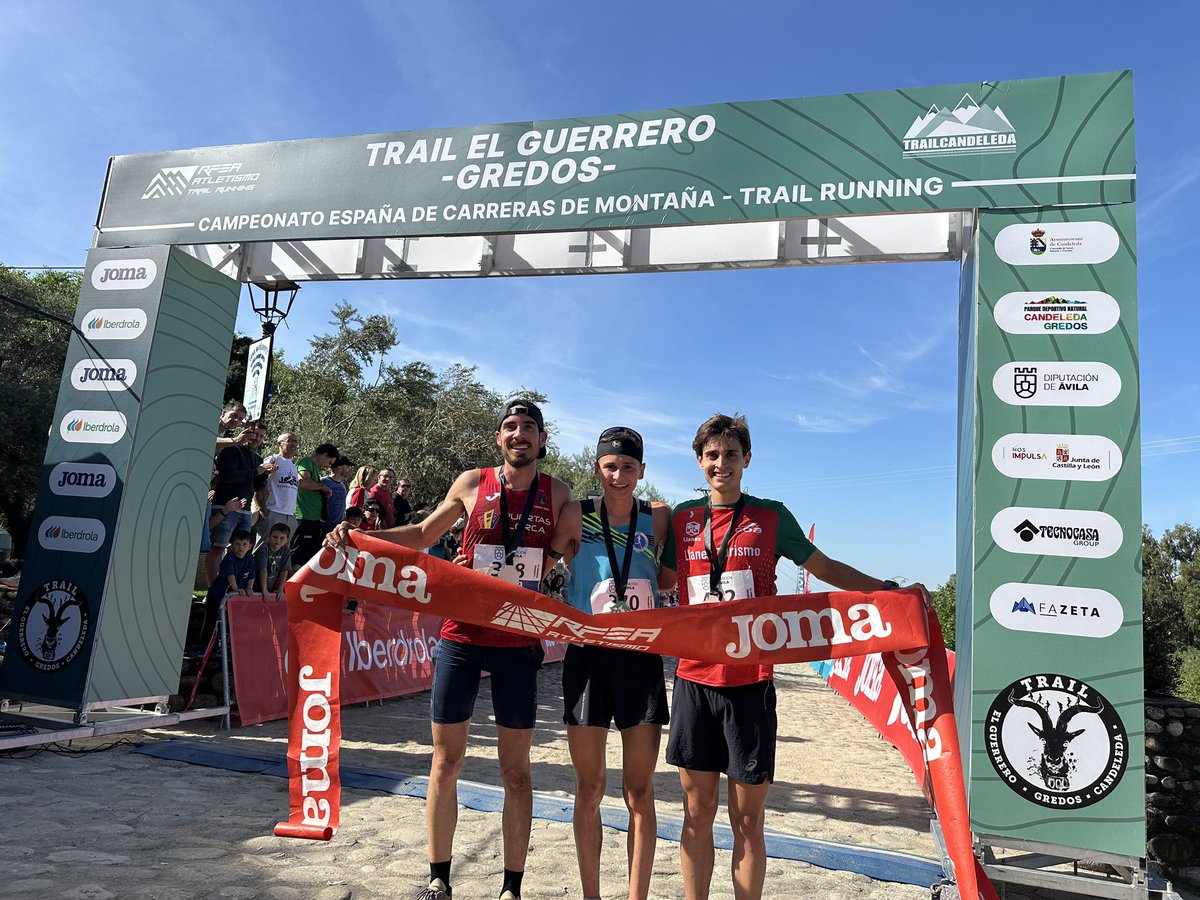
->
[[599, 426, 643, 444]]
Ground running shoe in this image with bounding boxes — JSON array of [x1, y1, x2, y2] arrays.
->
[[415, 877, 450, 900]]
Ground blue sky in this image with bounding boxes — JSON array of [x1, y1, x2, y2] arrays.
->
[[4, 1, 1198, 589]]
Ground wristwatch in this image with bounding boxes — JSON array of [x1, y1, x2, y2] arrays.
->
[[880, 579, 899, 590]]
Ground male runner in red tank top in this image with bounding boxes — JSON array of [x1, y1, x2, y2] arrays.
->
[[325, 399, 578, 900]]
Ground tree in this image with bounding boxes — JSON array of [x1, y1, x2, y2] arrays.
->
[[1142, 523, 1200, 698], [0, 266, 82, 559], [929, 573, 956, 649]]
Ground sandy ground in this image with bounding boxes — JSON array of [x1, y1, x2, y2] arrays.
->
[[2, 662, 1181, 900]]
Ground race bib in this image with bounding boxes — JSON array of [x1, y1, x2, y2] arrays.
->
[[589, 577, 655, 614], [473, 543, 544, 589], [686, 569, 754, 605]]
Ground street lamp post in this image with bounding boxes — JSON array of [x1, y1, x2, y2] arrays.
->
[[245, 279, 299, 422]]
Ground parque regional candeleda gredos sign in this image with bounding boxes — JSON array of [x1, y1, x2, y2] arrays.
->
[[95, 71, 1135, 247]]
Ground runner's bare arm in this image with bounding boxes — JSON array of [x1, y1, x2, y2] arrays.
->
[[803, 549, 915, 593], [652, 504, 677, 591], [324, 470, 480, 550], [551, 494, 582, 565]]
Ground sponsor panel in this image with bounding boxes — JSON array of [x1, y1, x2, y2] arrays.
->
[[990, 506, 1123, 559], [59, 410, 128, 444], [985, 673, 1128, 809], [992, 361, 1121, 407], [994, 221, 1120, 266], [989, 582, 1123, 639], [90, 258, 158, 291], [49, 461, 117, 498], [991, 432, 1122, 482], [38, 516, 107, 554], [993, 291, 1119, 336], [80, 308, 148, 340], [16, 580, 90, 673], [70, 358, 137, 392]]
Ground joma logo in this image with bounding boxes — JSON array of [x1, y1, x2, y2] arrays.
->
[[725, 604, 892, 659], [309, 548, 431, 604], [91, 259, 157, 290]]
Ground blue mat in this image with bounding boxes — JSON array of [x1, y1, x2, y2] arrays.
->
[[134, 738, 942, 887]]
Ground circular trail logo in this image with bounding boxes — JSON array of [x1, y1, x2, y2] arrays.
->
[[985, 673, 1127, 809], [17, 580, 90, 672]]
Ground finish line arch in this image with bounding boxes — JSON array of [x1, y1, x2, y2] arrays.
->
[[2, 70, 1143, 883]]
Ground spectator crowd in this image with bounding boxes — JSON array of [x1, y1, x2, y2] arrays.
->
[[194, 400, 443, 649]]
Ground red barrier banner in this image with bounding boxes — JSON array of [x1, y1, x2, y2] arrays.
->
[[819, 648, 957, 794], [273, 533, 995, 899], [227, 598, 441, 725], [228, 598, 567, 725]]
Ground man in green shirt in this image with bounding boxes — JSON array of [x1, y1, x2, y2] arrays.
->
[[292, 441, 338, 567]]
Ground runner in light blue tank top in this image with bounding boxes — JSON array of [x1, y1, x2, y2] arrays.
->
[[560, 426, 671, 900], [566, 497, 659, 614]]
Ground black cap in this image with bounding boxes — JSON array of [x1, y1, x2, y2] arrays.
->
[[596, 426, 644, 463], [498, 399, 547, 458], [334, 456, 355, 469]]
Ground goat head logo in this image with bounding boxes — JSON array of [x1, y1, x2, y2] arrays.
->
[[17, 580, 90, 673], [985, 673, 1127, 810]]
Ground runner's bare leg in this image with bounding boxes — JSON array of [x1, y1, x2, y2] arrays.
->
[[497, 724, 536, 871], [727, 778, 770, 900], [679, 767, 720, 900], [428, 721, 470, 861], [620, 723, 662, 900], [568, 724, 609, 898]]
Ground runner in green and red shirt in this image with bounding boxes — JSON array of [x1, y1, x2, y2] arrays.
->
[[660, 413, 916, 900]]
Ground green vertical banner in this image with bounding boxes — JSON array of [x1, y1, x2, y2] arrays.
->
[[965, 204, 1143, 856], [0, 247, 240, 709]]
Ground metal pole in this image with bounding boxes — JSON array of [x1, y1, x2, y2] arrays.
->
[[218, 604, 231, 731]]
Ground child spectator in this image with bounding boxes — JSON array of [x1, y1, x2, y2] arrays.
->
[[361, 499, 384, 531], [198, 528, 255, 650], [256, 522, 292, 601], [341, 507, 366, 614]]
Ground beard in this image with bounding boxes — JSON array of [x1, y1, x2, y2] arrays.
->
[[501, 446, 538, 468]]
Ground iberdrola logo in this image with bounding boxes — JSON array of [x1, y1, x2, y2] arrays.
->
[[902, 93, 1016, 159], [45, 525, 62, 539], [67, 419, 84, 432]]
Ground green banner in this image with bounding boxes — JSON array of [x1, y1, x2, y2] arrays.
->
[[964, 204, 1143, 857], [96, 72, 1134, 246]]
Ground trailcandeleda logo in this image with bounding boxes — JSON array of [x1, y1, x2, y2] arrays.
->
[[901, 93, 1016, 160]]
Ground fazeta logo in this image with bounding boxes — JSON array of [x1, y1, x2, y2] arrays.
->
[[71, 358, 137, 392], [49, 462, 117, 498], [81, 308, 148, 341], [90, 259, 157, 290], [60, 410, 128, 445], [141, 162, 261, 199], [990, 582, 1122, 639], [990, 506, 1123, 560], [901, 93, 1015, 159], [38, 516, 106, 554]]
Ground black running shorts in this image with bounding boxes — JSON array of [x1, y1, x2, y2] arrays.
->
[[562, 644, 669, 730], [665, 676, 776, 784]]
